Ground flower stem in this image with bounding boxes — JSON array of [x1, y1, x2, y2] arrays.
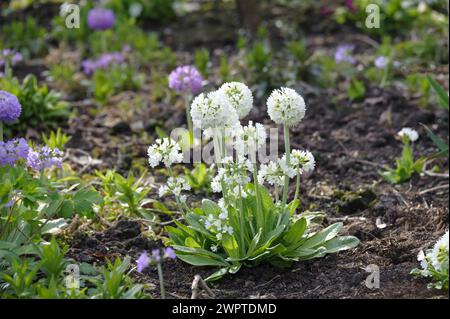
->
[[293, 170, 300, 204], [282, 125, 291, 207], [0, 121, 3, 142], [184, 94, 194, 145], [157, 263, 166, 299]]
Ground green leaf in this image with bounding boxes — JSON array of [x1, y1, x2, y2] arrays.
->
[[423, 125, 449, 156], [427, 75, 449, 110], [201, 199, 221, 216], [283, 217, 307, 246], [301, 222, 343, 249], [73, 189, 102, 218], [177, 254, 230, 267], [205, 268, 229, 282], [322, 236, 360, 253], [222, 234, 239, 259]]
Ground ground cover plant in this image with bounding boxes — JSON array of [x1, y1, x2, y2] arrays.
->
[[0, 0, 448, 300]]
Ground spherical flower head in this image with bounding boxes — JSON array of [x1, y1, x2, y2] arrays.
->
[[164, 247, 177, 260], [190, 90, 239, 130], [374, 56, 388, 69], [159, 176, 191, 200], [335, 44, 356, 64], [168, 65, 203, 94], [397, 127, 419, 142], [0, 138, 29, 167], [147, 138, 183, 168], [0, 90, 22, 122], [279, 149, 315, 178], [136, 252, 150, 273], [87, 8, 115, 30], [235, 121, 266, 157], [219, 82, 253, 119], [211, 156, 252, 193], [151, 249, 162, 263], [430, 231, 449, 271], [0, 49, 23, 68], [257, 161, 285, 187], [267, 87, 306, 126], [27, 146, 63, 171]]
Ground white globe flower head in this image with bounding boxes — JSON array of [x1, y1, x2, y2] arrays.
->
[[219, 82, 254, 119], [190, 90, 239, 130], [279, 149, 315, 178], [235, 121, 267, 157], [258, 161, 285, 187], [159, 176, 191, 198], [397, 127, 419, 142], [148, 138, 183, 168], [267, 87, 306, 126], [430, 231, 449, 271]]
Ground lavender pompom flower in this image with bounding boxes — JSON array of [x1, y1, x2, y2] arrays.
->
[[335, 44, 356, 64], [163, 247, 177, 260], [81, 52, 125, 75], [137, 252, 150, 273], [27, 146, 63, 171], [168, 65, 203, 94], [0, 91, 22, 123], [0, 49, 23, 69], [374, 56, 388, 69], [0, 138, 29, 166], [87, 8, 115, 30]]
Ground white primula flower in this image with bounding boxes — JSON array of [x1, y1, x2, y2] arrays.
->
[[211, 157, 253, 193], [159, 176, 191, 199], [210, 245, 218, 252], [397, 127, 419, 142], [417, 250, 428, 270], [258, 161, 285, 187], [235, 121, 267, 157], [267, 87, 306, 126], [430, 231, 449, 271], [190, 90, 239, 130], [219, 82, 254, 119], [148, 138, 183, 168], [279, 149, 315, 178]]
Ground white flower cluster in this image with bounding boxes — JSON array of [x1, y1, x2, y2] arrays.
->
[[418, 231, 449, 273], [203, 199, 234, 241], [279, 149, 315, 178], [258, 161, 285, 187], [397, 127, 419, 142], [191, 90, 237, 130], [159, 176, 191, 203], [267, 87, 306, 126], [235, 121, 267, 157], [211, 157, 253, 193], [219, 82, 254, 119], [147, 138, 183, 168]]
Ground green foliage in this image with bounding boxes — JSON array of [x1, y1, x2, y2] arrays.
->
[[107, 0, 177, 22], [167, 184, 359, 281], [0, 74, 70, 134], [347, 77, 366, 101], [42, 128, 71, 151], [1, 17, 47, 58], [91, 64, 145, 104], [381, 140, 425, 184], [96, 170, 154, 219], [183, 163, 214, 193], [194, 48, 210, 77], [91, 256, 144, 299]]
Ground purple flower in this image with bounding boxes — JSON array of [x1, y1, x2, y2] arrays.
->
[[87, 8, 115, 30], [151, 249, 161, 263], [168, 65, 203, 94], [0, 49, 23, 68], [4, 198, 14, 208], [374, 56, 388, 69], [27, 146, 62, 171], [164, 247, 176, 260], [81, 52, 125, 75], [0, 138, 29, 167], [335, 44, 356, 64], [0, 91, 22, 122], [137, 252, 150, 273]]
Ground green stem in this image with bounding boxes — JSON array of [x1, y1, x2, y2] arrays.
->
[[293, 170, 300, 203], [157, 263, 165, 299], [253, 166, 263, 229], [282, 125, 291, 207], [184, 94, 193, 145], [101, 33, 107, 53], [0, 121, 3, 142]]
